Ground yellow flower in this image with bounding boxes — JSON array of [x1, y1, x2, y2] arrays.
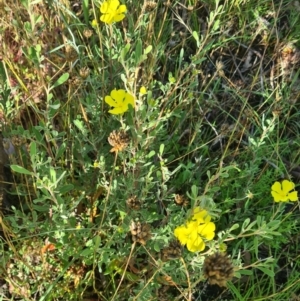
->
[[192, 207, 211, 223], [91, 19, 98, 27], [174, 209, 215, 253], [139, 86, 147, 95], [105, 89, 134, 115], [100, 0, 127, 25], [271, 180, 298, 202], [76, 223, 81, 229], [93, 161, 100, 168]]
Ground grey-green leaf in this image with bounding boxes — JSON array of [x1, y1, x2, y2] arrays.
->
[[51, 73, 69, 89], [11, 165, 33, 175]]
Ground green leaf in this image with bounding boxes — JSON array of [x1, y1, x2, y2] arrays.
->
[[144, 45, 152, 55], [24, 21, 32, 33], [93, 235, 101, 250], [267, 220, 281, 230], [227, 281, 243, 299], [159, 144, 165, 155], [179, 48, 184, 68], [32, 204, 50, 212], [81, 248, 93, 257], [119, 43, 131, 62], [120, 73, 127, 85], [242, 218, 250, 230], [49, 101, 61, 110], [74, 119, 87, 135], [213, 19, 220, 31], [147, 150, 156, 158], [125, 271, 140, 282], [51, 73, 69, 90], [58, 184, 74, 194], [30, 141, 37, 157], [256, 267, 275, 277], [254, 236, 259, 259], [20, 0, 29, 9], [32, 126, 44, 142], [229, 223, 239, 231], [49, 167, 56, 183], [191, 185, 198, 198], [135, 39, 143, 66], [47, 93, 53, 101], [55, 142, 66, 159], [83, 0, 89, 24], [236, 269, 253, 276], [192, 31, 200, 47], [11, 165, 33, 175], [153, 242, 160, 252]]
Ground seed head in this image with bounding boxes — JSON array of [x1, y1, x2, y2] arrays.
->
[[126, 196, 141, 210], [174, 194, 189, 206], [108, 130, 129, 153], [130, 221, 151, 245], [161, 240, 182, 261], [203, 252, 234, 287]]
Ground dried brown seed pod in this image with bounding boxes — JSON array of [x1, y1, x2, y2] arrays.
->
[[130, 221, 151, 245], [174, 194, 189, 206], [83, 29, 93, 38], [126, 196, 141, 210], [65, 45, 78, 62], [11, 135, 26, 147], [79, 67, 90, 79], [108, 130, 130, 153], [68, 76, 82, 86], [203, 252, 234, 287], [143, 1, 157, 12], [161, 240, 182, 261]]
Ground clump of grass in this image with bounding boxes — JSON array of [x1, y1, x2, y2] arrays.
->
[[1, 0, 300, 300]]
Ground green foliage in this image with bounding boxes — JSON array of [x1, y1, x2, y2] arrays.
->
[[0, 0, 300, 300]]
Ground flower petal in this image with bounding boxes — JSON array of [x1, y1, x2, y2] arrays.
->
[[108, 0, 120, 11], [271, 181, 282, 194], [100, 1, 109, 13], [111, 89, 125, 102], [100, 14, 114, 24], [271, 191, 283, 202], [113, 14, 125, 22], [124, 92, 135, 107], [288, 191, 298, 201], [198, 222, 215, 240], [105, 95, 117, 107], [186, 220, 198, 233], [174, 225, 190, 245], [187, 237, 205, 252], [192, 208, 211, 223], [108, 107, 127, 114], [117, 4, 127, 13], [281, 180, 295, 194]]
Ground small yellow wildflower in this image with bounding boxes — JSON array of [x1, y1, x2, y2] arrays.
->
[[271, 180, 298, 202], [105, 89, 134, 115], [139, 86, 147, 95], [174, 208, 215, 252], [100, 0, 127, 25], [93, 161, 100, 168], [91, 19, 98, 27], [76, 223, 81, 229]]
